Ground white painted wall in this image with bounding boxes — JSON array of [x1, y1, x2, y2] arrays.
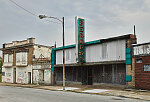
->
[[44, 69, 51, 84], [3, 54, 13, 67], [33, 69, 51, 84], [16, 66, 32, 84], [33, 70, 39, 83], [86, 40, 126, 62], [56, 40, 126, 64], [33, 45, 52, 59], [2, 67, 13, 83], [32, 45, 52, 84], [133, 44, 150, 56], [56, 48, 76, 64], [16, 52, 28, 66]]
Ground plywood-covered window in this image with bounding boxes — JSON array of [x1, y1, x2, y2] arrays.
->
[[4, 54, 8, 63], [4, 54, 13, 63], [8, 54, 13, 63], [16, 52, 28, 65], [144, 65, 150, 71], [66, 50, 71, 61], [102, 43, 107, 59]]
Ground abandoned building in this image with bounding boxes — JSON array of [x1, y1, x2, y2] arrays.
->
[[52, 34, 137, 87], [52, 17, 137, 87], [1, 38, 53, 84], [132, 42, 150, 89]]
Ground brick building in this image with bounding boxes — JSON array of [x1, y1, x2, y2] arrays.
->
[[133, 43, 150, 89]]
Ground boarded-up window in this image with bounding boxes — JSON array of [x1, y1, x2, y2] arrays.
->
[[16, 53, 21, 62], [102, 44, 107, 59], [4, 54, 13, 63], [16, 52, 28, 63], [4, 54, 8, 62], [66, 50, 71, 61], [144, 65, 150, 71], [22, 52, 27, 62], [8, 54, 13, 62]]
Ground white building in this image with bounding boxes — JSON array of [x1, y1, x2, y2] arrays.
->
[[52, 34, 137, 87], [1, 38, 53, 84]]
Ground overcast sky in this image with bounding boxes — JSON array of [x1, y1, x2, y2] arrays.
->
[[1, 0, 150, 56]]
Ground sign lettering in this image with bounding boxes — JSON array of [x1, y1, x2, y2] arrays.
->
[[78, 18, 85, 63]]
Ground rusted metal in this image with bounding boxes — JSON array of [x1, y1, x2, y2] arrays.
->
[[62, 17, 65, 90]]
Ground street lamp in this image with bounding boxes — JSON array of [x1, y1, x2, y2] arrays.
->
[[39, 15, 65, 90]]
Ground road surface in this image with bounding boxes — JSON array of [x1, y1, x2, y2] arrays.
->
[[0, 86, 148, 102]]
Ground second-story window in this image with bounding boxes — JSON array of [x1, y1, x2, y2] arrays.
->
[[66, 50, 71, 61], [16, 52, 28, 65], [4, 54, 8, 63], [102, 43, 107, 59], [4, 54, 13, 63], [8, 54, 13, 63]]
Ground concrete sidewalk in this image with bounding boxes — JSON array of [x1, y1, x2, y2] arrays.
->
[[0, 83, 150, 101]]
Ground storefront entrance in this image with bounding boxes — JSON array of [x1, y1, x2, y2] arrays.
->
[[55, 63, 126, 85]]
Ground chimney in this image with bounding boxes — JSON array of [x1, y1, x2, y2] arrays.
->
[[3, 44, 5, 48], [28, 38, 35, 44]]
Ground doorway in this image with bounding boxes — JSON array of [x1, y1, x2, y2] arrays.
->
[[82, 67, 93, 85], [88, 67, 93, 85], [28, 72, 31, 84], [13, 68, 16, 83]]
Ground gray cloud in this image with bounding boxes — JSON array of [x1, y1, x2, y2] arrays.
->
[[0, 0, 150, 56]]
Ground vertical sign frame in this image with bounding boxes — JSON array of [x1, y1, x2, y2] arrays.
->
[[75, 16, 79, 62], [78, 18, 85, 63]]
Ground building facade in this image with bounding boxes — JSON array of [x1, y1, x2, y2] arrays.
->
[[133, 43, 150, 89], [1, 38, 53, 84], [52, 34, 137, 87]]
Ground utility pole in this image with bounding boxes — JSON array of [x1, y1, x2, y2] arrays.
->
[[62, 17, 65, 90], [134, 25, 136, 36], [39, 15, 66, 90]]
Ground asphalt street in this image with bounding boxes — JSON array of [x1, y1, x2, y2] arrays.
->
[[0, 86, 148, 102]]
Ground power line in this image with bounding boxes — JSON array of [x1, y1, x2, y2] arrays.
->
[[8, 0, 37, 17], [8, 0, 61, 24]]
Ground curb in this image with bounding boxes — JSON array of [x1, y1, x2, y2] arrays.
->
[[0, 83, 150, 101]]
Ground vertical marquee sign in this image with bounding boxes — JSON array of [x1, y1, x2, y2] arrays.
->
[[75, 16, 85, 63]]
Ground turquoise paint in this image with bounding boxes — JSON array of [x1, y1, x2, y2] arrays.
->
[[85, 40, 100, 45], [126, 59, 131, 65], [78, 18, 85, 63], [51, 49, 56, 72], [126, 48, 131, 65], [53, 40, 100, 51], [126, 54, 131, 59], [53, 44, 75, 51], [126, 48, 131, 53], [126, 75, 132, 81]]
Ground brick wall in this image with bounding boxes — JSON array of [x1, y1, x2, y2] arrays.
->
[[128, 58, 135, 88], [135, 56, 150, 89]]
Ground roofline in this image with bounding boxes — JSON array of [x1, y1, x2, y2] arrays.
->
[[54, 34, 135, 51], [0, 43, 54, 51], [54, 44, 75, 51], [0, 43, 34, 51], [34, 44, 54, 48], [100, 34, 134, 43], [132, 42, 150, 47]]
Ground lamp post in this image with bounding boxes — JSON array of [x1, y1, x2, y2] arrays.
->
[[39, 15, 65, 90]]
